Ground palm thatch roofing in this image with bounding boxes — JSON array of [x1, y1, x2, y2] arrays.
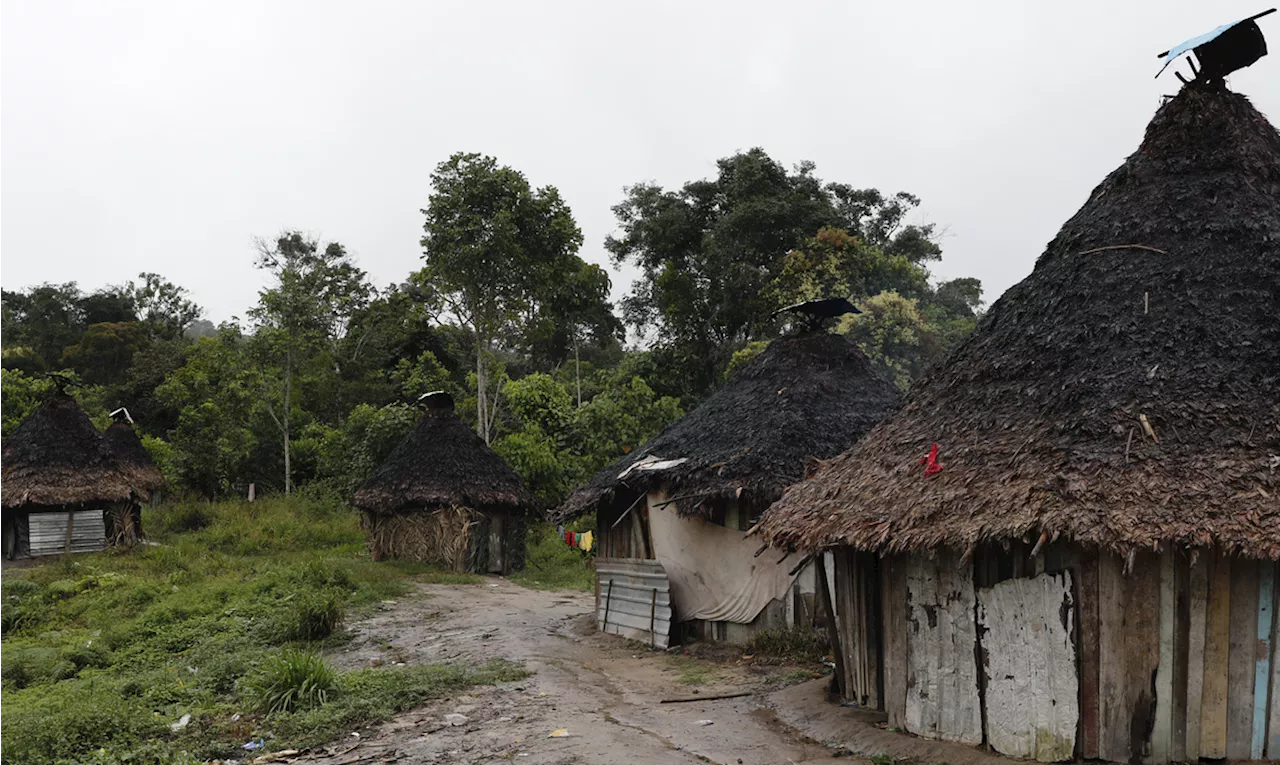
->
[[352, 403, 537, 515], [104, 421, 166, 495], [762, 85, 1280, 561], [2, 391, 135, 509], [556, 331, 902, 521]]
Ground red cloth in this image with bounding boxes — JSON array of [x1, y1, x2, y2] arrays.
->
[[565, 530, 574, 547], [920, 443, 943, 477]]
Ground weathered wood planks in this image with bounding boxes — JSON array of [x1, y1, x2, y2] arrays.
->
[[1151, 551, 1176, 762], [1227, 558, 1259, 760], [1200, 550, 1232, 758], [1079, 551, 1101, 759], [1184, 554, 1209, 759], [882, 554, 908, 729], [1096, 552, 1160, 763], [1252, 562, 1274, 760], [904, 553, 982, 744], [977, 572, 1079, 761]]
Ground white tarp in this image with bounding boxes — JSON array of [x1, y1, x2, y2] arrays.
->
[[647, 496, 798, 624]]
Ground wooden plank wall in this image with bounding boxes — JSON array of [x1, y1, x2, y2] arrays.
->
[[881, 554, 908, 729], [903, 553, 982, 745], [1083, 551, 1280, 764], [834, 549, 881, 708]]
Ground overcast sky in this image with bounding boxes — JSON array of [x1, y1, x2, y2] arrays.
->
[[3, 1, 1278, 327]]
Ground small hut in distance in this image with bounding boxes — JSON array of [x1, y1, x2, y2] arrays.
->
[[104, 408, 166, 506], [352, 391, 537, 574], [2, 390, 141, 558]]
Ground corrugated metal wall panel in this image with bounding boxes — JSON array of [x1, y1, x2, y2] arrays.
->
[[597, 558, 672, 648], [28, 510, 106, 556]]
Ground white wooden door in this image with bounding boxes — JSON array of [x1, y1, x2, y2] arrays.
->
[[904, 553, 983, 744], [977, 571, 1079, 762]]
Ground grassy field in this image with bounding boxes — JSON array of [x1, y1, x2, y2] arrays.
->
[[0, 493, 526, 765]]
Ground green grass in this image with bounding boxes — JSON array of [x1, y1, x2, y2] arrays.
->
[[0, 493, 515, 765], [509, 522, 594, 591], [666, 655, 719, 686]]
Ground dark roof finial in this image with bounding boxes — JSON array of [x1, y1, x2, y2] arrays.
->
[[1156, 9, 1275, 86]]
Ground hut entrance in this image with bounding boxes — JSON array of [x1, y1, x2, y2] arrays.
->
[[598, 492, 652, 560]]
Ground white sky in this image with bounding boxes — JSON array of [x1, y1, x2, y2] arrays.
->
[[3, 1, 1278, 325]]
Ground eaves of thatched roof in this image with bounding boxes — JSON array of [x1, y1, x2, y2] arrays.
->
[[556, 331, 902, 521], [2, 391, 135, 509], [104, 421, 166, 495], [761, 85, 1280, 561]]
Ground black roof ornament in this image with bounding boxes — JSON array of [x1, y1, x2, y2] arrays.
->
[[1156, 9, 1275, 86], [417, 390, 455, 411], [772, 297, 860, 332]]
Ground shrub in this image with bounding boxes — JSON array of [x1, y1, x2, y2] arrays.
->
[[277, 588, 345, 641], [246, 649, 337, 715], [161, 502, 214, 533]]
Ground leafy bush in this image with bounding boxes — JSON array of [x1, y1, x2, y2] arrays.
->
[[279, 588, 346, 641], [246, 648, 338, 715], [159, 502, 215, 533]]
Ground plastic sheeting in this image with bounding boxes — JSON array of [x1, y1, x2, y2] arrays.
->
[[647, 496, 798, 623]]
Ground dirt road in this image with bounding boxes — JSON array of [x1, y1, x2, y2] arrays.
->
[[308, 577, 845, 765]]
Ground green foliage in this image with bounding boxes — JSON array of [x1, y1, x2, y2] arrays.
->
[[391, 350, 455, 400], [510, 522, 594, 591], [247, 649, 338, 714], [1, 368, 54, 437], [277, 589, 346, 641], [0, 495, 502, 765], [62, 321, 151, 385], [314, 402, 419, 493], [724, 340, 770, 380]]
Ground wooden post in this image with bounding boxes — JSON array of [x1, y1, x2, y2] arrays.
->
[[63, 511, 75, 555], [650, 587, 657, 648], [814, 552, 847, 699], [248, 483, 255, 502], [1152, 550, 1176, 762], [602, 579, 614, 635]]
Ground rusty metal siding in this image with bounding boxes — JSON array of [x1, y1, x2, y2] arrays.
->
[[596, 558, 672, 649]]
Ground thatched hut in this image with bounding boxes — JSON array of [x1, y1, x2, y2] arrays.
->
[[556, 331, 901, 646], [760, 85, 1280, 763], [2, 391, 142, 558], [104, 412, 166, 505], [352, 392, 537, 574]]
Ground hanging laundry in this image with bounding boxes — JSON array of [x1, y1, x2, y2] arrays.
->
[[919, 443, 943, 477], [581, 530, 594, 553], [565, 530, 574, 547], [556, 524, 565, 537]]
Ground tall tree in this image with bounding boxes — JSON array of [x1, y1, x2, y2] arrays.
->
[[1, 283, 86, 367], [608, 148, 952, 395], [419, 152, 586, 443], [249, 232, 372, 493], [129, 272, 203, 340]]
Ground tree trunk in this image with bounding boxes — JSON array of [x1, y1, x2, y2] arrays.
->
[[475, 335, 490, 444], [574, 329, 582, 408], [283, 347, 292, 495]]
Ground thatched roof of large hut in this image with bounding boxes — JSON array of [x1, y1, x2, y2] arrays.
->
[[352, 396, 537, 515], [104, 421, 166, 495], [556, 331, 902, 521], [2, 391, 135, 509], [761, 85, 1280, 561]]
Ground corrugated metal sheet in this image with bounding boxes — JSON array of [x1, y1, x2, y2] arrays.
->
[[597, 558, 672, 649], [28, 510, 106, 556]]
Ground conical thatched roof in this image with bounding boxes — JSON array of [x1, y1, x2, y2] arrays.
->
[[762, 85, 1280, 561], [556, 331, 902, 520], [352, 404, 537, 514], [104, 421, 166, 495], [2, 391, 135, 509]]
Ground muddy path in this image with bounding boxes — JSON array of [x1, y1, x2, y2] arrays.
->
[[303, 577, 846, 765]]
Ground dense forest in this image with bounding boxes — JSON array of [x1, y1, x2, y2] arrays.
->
[[1, 148, 984, 508]]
